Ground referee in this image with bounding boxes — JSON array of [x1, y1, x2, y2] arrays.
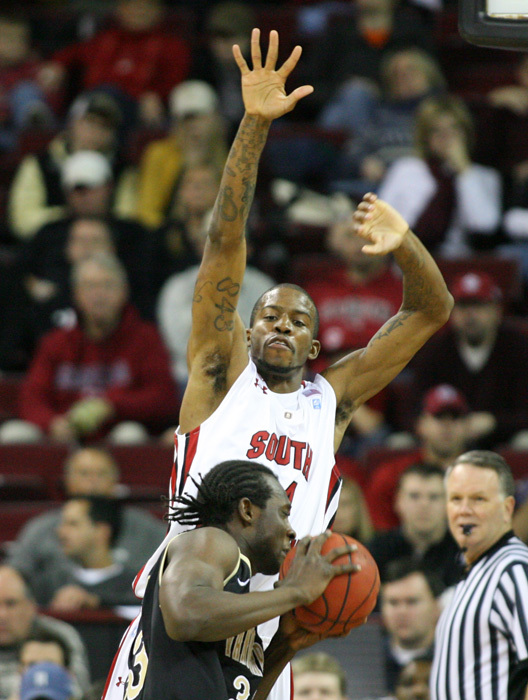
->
[[431, 450, 528, 700]]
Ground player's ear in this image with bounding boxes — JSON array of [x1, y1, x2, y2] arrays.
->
[[504, 494, 515, 520], [308, 339, 321, 360], [238, 496, 256, 524]]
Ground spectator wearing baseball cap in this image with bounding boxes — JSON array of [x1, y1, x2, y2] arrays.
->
[[13, 146, 154, 360], [411, 270, 528, 449], [365, 384, 472, 530], [136, 80, 227, 231], [422, 384, 469, 417], [450, 271, 502, 305], [20, 662, 74, 700], [8, 90, 137, 241]]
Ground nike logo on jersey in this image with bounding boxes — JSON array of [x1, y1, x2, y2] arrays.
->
[[237, 577, 250, 587]]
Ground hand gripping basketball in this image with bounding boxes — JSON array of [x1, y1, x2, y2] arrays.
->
[[279, 532, 380, 636]]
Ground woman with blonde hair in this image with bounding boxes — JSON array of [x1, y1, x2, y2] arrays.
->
[[378, 94, 502, 257]]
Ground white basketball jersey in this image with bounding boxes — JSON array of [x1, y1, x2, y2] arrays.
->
[[104, 360, 341, 700]]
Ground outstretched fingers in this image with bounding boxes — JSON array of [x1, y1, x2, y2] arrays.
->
[[264, 29, 279, 70], [232, 43, 249, 75], [250, 27, 262, 70]]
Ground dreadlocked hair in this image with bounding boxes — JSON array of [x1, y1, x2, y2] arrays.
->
[[166, 460, 277, 528]]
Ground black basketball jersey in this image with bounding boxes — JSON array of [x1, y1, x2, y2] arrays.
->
[[123, 537, 265, 700]]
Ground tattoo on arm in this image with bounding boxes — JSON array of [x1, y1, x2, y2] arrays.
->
[[218, 185, 238, 223], [370, 310, 414, 344], [213, 116, 269, 230], [193, 280, 213, 303], [213, 277, 240, 332], [395, 232, 450, 318]]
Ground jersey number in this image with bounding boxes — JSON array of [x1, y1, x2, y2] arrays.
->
[[285, 481, 297, 503], [125, 631, 148, 700], [230, 675, 250, 700]]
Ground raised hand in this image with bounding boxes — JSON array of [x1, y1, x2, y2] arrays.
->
[[232, 28, 313, 121], [353, 192, 410, 255]]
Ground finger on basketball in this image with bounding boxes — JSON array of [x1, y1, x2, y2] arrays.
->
[[325, 543, 357, 564]]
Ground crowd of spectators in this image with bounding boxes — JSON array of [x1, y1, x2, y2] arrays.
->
[[1, 0, 528, 697]]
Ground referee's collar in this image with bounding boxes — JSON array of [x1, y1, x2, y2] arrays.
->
[[463, 529, 515, 576]]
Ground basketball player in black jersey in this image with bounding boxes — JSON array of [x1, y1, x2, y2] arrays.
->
[[120, 460, 358, 700]]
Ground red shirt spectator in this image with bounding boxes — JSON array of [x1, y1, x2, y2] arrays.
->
[[52, 24, 190, 103], [306, 263, 403, 374], [40, 0, 191, 126], [17, 254, 179, 443]]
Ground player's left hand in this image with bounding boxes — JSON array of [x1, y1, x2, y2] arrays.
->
[[353, 192, 409, 255], [277, 610, 326, 652]]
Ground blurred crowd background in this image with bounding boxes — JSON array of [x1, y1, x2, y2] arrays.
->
[[0, 0, 528, 698]]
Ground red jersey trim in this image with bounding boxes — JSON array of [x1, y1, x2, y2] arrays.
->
[[101, 619, 136, 699], [177, 426, 200, 496]]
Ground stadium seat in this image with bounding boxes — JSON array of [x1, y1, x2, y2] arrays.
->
[[0, 500, 60, 548], [0, 444, 68, 499], [108, 444, 173, 498]]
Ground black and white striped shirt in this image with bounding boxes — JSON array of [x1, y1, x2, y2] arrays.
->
[[431, 532, 528, 700]]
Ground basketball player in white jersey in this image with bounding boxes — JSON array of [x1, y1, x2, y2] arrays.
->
[[104, 28, 453, 700]]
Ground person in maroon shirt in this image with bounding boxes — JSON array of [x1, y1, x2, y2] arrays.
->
[[411, 271, 528, 449], [3, 252, 179, 444], [38, 0, 191, 127]]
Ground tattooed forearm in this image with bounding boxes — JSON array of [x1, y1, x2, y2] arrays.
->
[[217, 185, 239, 223], [193, 280, 213, 303], [211, 114, 270, 236], [394, 230, 453, 321]]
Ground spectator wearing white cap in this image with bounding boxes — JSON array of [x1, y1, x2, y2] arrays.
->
[[136, 80, 228, 229], [15, 150, 155, 360], [411, 271, 528, 449], [8, 91, 137, 240]]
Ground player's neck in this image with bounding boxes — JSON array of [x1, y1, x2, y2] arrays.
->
[[256, 360, 305, 394]]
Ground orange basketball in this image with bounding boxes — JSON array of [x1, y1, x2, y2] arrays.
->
[[279, 533, 380, 635]]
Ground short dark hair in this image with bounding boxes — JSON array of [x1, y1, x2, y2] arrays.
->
[[447, 450, 515, 498], [73, 495, 122, 546], [249, 283, 320, 338], [398, 462, 446, 489], [167, 460, 278, 528], [383, 557, 445, 599], [19, 631, 71, 668]]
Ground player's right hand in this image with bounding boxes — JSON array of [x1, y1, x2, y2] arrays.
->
[[233, 28, 313, 120], [280, 532, 360, 605]]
